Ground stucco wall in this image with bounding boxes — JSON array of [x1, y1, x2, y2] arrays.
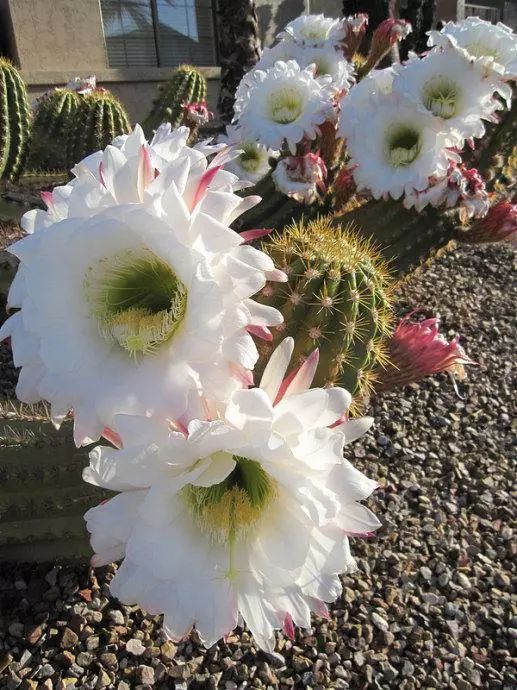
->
[[26, 71, 221, 126], [6, 0, 107, 72]]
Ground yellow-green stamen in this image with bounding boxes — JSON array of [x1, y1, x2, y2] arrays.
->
[[269, 89, 304, 124], [85, 248, 188, 357], [423, 78, 461, 119], [386, 125, 422, 167]]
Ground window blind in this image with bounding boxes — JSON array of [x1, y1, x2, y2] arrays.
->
[[100, 0, 217, 68]]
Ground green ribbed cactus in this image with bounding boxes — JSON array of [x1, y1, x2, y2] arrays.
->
[[67, 89, 131, 167], [29, 88, 80, 170], [257, 217, 394, 404], [0, 403, 108, 562], [0, 58, 31, 182], [143, 65, 207, 136]]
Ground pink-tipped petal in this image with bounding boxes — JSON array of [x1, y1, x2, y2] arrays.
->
[[239, 228, 273, 244], [190, 165, 222, 212], [101, 426, 123, 449], [259, 337, 295, 403], [247, 324, 273, 342], [137, 144, 154, 201], [40, 191, 53, 210], [229, 362, 255, 388], [312, 599, 330, 620], [282, 613, 296, 641], [282, 348, 320, 400]]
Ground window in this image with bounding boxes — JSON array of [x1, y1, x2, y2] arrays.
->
[[100, 0, 218, 68], [464, 4, 502, 23]]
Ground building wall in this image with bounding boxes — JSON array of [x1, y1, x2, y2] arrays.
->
[[2, 0, 221, 124]]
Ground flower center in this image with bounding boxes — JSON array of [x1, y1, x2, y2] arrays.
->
[[239, 143, 263, 172], [464, 41, 499, 61], [300, 25, 328, 43], [85, 248, 188, 357], [183, 455, 276, 544], [386, 125, 422, 167], [423, 78, 461, 119], [268, 88, 304, 124]]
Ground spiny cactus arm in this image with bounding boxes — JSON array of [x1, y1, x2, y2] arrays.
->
[[257, 218, 394, 403], [144, 66, 207, 136], [334, 198, 461, 276]]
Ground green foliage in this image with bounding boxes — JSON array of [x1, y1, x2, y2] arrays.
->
[[0, 403, 109, 562], [257, 217, 394, 405], [67, 89, 131, 167], [0, 58, 31, 182], [143, 65, 207, 136], [29, 88, 79, 170]]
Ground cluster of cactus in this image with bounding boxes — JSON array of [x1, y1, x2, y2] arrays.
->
[[29, 87, 80, 170], [257, 217, 394, 404], [0, 58, 31, 182], [0, 403, 108, 562], [66, 89, 131, 168], [144, 65, 207, 136]]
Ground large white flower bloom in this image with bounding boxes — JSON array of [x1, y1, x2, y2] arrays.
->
[[393, 42, 507, 142], [339, 67, 394, 116], [233, 61, 335, 154], [256, 41, 355, 92], [218, 125, 279, 185], [84, 338, 379, 652], [1, 126, 286, 445], [277, 14, 347, 48], [428, 16, 517, 81], [338, 92, 455, 203]]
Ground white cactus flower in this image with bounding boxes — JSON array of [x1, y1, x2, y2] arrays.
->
[[428, 16, 517, 81], [233, 61, 335, 155], [218, 125, 279, 184], [1, 126, 286, 445], [393, 42, 508, 142], [84, 338, 379, 653], [277, 14, 347, 48], [338, 91, 455, 204]]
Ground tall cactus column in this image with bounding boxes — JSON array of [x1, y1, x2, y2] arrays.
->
[[0, 58, 31, 182], [143, 65, 207, 137]]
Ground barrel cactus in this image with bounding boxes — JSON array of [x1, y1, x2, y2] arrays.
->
[[29, 87, 80, 170], [0, 403, 108, 562], [256, 217, 394, 404], [67, 89, 131, 167], [143, 65, 207, 137], [0, 58, 31, 181]]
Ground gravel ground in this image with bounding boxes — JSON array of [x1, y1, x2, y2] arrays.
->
[[0, 243, 515, 690]]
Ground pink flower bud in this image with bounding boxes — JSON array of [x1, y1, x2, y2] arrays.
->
[[463, 199, 517, 245], [375, 314, 476, 393], [182, 100, 213, 127], [272, 152, 327, 205], [371, 19, 411, 58]]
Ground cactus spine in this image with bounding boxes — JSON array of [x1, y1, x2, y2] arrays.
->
[[30, 88, 80, 170], [143, 65, 207, 136], [257, 217, 394, 403], [67, 89, 131, 167], [0, 404, 108, 562], [0, 58, 31, 182]]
